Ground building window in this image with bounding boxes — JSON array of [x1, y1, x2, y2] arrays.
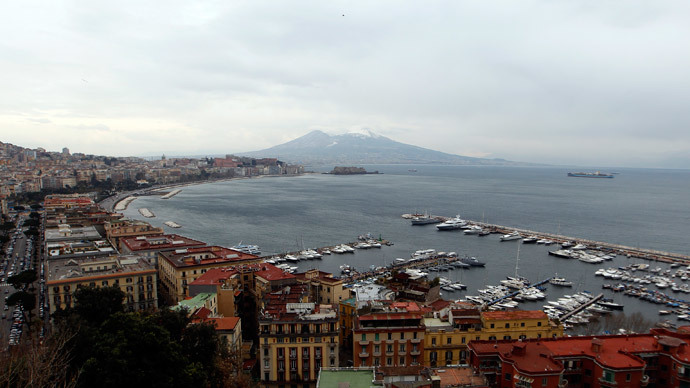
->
[[447, 337, 452, 345], [387, 344, 392, 352], [602, 370, 615, 383], [399, 356, 405, 365], [542, 377, 548, 386], [375, 333, 379, 341], [538, 321, 542, 326], [361, 333, 366, 341], [387, 357, 392, 366], [505, 373, 511, 381], [374, 345, 380, 353], [503, 335, 511, 340], [432, 338, 436, 345], [521, 322, 525, 327], [413, 332, 418, 339], [490, 323, 494, 328], [388, 333, 392, 340], [400, 332, 404, 340], [400, 344, 405, 352], [505, 323, 509, 328], [626, 374, 631, 382], [462, 337, 466, 344]]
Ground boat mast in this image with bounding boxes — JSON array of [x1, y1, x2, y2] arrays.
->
[[515, 244, 520, 279]]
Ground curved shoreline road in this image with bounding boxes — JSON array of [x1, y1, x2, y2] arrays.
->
[[99, 174, 307, 212]]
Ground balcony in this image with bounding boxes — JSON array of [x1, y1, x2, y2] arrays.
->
[[359, 340, 370, 346], [385, 350, 395, 356], [358, 352, 370, 358], [410, 350, 421, 356], [598, 378, 617, 386], [398, 350, 407, 356], [373, 351, 382, 357], [411, 338, 422, 344]]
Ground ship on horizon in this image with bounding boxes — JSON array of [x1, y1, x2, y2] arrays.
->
[[567, 171, 614, 178]]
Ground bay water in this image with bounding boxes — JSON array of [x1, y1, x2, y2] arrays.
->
[[121, 165, 690, 326]]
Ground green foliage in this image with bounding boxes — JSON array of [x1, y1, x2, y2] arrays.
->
[[79, 312, 201, 388], [51, 287, 237, 387], [73, 286, 125, 326], [6, 291, 36, 312], [7, 269, 37, 290], [429, 277, 441, 287]]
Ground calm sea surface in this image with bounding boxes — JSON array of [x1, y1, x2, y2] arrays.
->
[[122, 165, 690, 325]]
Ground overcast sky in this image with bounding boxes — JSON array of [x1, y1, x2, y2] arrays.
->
[[1, 1, 689, 168]]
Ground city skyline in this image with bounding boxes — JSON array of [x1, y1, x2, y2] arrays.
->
[[2, 1, 690, 168]]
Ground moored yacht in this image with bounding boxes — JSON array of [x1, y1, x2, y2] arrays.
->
[[436, 216, 467, 230], [500, 231, 522, 241]]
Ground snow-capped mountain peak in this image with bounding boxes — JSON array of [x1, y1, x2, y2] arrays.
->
[[343, 128, 381, 139]]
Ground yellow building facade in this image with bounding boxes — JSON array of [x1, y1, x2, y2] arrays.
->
[[423, 310, 563, 367]]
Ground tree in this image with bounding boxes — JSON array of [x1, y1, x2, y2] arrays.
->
[[8, 270, 37, 291], [429, 277, 440, 287], [72, 286, 125, 326], [78, 312, 202, 388], [6, 291, 36, 312], [0, 327, 78, 388]]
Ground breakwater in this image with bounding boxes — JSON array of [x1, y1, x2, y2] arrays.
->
[[420, 214, 689, 265]]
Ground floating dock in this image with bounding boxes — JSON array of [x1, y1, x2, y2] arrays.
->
[[138, 208, 155, 218], [164, 221, 181, 228], [161, 189, 182, 199]]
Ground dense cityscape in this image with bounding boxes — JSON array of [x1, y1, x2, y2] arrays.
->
[[0, 141, 689, 388]]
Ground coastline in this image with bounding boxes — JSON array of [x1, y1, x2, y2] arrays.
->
[[108, 173, 307, 212]]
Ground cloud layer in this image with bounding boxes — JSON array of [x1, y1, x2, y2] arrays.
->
[[1, 1, 689, 168]]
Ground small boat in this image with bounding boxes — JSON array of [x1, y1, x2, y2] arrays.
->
[[463, 225, 483, 235], [460, 257, 486, 267], [598, 300, 624, 310], [478, 230, 491, 236], [522, 236, 538, 244], [549, 276, 573, 287], [500, 231, 521, 241]]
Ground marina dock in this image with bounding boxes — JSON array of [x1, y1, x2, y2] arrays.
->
[[461, 219, 689, 264], [161, 189, 182, 199], [560, 293, 604, 321]]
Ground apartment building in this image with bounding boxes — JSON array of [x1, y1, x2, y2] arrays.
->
[[158, 246, 260, 304], [353, 302, 425, 369], [294, 269, 350, 305], [259, 288, 340, 388], [46, 254, 158, 314], [469, 327, 690, 387]]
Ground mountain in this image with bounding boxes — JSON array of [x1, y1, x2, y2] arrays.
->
[[239, 129, 520, 166]]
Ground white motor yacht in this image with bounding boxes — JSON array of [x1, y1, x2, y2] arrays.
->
[[500, 231, 522, 241]]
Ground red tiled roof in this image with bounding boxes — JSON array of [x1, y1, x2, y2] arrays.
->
[[428, 299, 451, 311], [471, 332, 690, 372], [190, 264, 295, 286], [359, 313, 422, 321], [192, 307, 212, 320], [482, 310, 547, 320], [205, 317, 240, 331]]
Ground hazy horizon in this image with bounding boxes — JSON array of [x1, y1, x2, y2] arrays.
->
[[2, 1, 690, 169]]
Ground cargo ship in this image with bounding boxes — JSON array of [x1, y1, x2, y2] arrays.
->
[[567, 171, 614, 178]]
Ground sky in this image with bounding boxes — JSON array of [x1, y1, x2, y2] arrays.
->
[[1, 1, 690, 168]]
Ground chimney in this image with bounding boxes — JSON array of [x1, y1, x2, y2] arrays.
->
[[591, 338, 603, 353]]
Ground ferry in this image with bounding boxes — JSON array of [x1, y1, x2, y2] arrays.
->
[[567, 171, 614, 178], [231, 242, 261, 255]]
